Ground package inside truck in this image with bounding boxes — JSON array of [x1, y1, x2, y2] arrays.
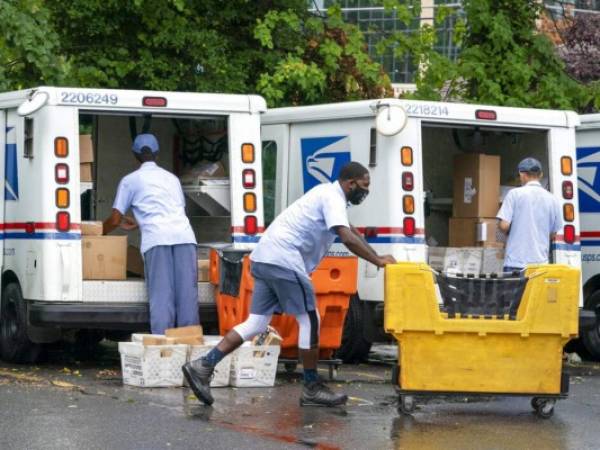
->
[[422, 123, 549, 274], [78, 112, 231, 281]]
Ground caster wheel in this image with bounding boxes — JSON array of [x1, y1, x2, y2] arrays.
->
[[531, 397, 543, 410], [398, 395, 416, 415], [284, 362, 298, 374], [328, 365, 338, 381], [533, 398, 556, 419]]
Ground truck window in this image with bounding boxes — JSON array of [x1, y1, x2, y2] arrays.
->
[[262, 140, 277, 227]]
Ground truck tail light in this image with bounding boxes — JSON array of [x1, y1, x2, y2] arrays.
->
[[562, 180, 573, 199], [242, 169, 255, 188], [241, 143, 255, 163], [563, 203, 575, 222], [142, 96, 167, 107], [244, 216, 258, 235], [243, 193, 256, 212], [55, 137, 68, 157], [403, 217, 415, 236], [402, 172, 414, 191], [561, 156, 573, 175], [55, 163, 69, 184], [401, 147, 413, 166], [403, 195, 415, 214], [475, 109, 497, 120], [564, 225, 575, 244], [56, 211, 70, 232], [56, 188, 70, 208]]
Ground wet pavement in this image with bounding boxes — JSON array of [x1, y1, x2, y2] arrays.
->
[[1, 343, 600, 450]]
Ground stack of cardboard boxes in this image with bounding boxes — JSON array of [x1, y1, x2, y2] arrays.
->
[[79, 135, 94, 182], [428, 153, 506, 275]]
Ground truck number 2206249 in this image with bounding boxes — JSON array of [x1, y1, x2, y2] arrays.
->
[[60, 92, 118, 105]]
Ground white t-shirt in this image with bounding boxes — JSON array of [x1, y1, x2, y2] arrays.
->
[[251, 181, 350, 276], [113, 162, 196, 254], [496, 181, 562, 269]]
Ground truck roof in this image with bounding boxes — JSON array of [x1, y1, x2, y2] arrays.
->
[[0, 86, 267, 114], [578, 113, 600, 129], [261, 98, 579, 129]]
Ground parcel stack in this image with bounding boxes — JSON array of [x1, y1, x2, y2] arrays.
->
[[118, 326, 281, 388], [428, 154, 506, 275]]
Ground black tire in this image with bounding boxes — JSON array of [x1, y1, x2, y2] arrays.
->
[[533, 399, 555, 419], [581, 291, 600, 361], [335, 295, 372, 363], [0, 282, 41, 363], [398, 395, 416, 415]]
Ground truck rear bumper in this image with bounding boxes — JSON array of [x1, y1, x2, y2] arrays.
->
[[28, 302, 217, 330]]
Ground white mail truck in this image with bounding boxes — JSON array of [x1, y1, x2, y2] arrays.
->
[[262, 99, 584, 361], [0, 87, 265, 362], [575, 113, 600, 359]]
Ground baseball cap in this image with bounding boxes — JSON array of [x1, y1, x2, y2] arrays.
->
[[518, 157, 542, 173], [132, 134, 159, 154]]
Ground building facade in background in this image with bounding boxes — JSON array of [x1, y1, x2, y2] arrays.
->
[[311, 0, 600, 94]]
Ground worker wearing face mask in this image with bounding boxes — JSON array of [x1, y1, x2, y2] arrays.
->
[[183, 161, 396, 407]]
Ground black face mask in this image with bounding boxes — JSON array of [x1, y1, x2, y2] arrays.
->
[[348, 185, 369, 205]]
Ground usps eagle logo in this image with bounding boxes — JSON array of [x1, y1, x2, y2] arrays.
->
[[301, 136, 351, 193], [577, 146, 600, 212], [5, 126, 18, 201]]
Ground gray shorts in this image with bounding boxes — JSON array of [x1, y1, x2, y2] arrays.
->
[[249, 261, 316, 316]]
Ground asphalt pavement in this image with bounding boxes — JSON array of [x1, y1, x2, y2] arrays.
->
[[1, 342, 599, 450]]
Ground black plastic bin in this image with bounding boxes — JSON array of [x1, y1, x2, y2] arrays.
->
[[436, 271, 529, 320], [217, 247, 251, 297]]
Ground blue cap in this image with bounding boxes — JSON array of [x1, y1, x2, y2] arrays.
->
[[132, 134, 159, 154], [518, 157, 542, 173]]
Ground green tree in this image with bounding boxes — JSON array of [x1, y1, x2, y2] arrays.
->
[[378, 0, 591, 111], [0, 0, 65, 90], [46, 1, 390, 106]]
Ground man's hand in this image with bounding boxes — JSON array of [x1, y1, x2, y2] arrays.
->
[[376, 254, 396, 268], [120, 216, 138, 231]]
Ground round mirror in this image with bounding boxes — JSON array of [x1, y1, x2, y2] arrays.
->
[[17, 91, 49, 117], [375, 105, 407, 136]]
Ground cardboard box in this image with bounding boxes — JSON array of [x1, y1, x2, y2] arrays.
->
[[428, 247, 483, 275], [449, 218, 502, 247], [79, 134, 94, 163], [252, 326, 283, 347], [127, 245, 145, 277], [198, 259, 209, 282], [81, 221, 103, 236], [80, 163, 93, 182], [165, 325, 203, 339], [142, 336, 176, 346], [82, 235, 127, 280], [482, 248, 505, 274], [453, 154, 500, 218]]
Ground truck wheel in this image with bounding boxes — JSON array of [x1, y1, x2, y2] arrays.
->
[[335, 295, 372, 363], [582, 291, 600, 361], [0, 282, 41, 363]]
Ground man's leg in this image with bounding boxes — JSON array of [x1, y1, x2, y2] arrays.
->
[[144, 246, 176, 334], [182, 274, 276, 405], [173, 244, 199, 327], [297, 310, 347, 407]]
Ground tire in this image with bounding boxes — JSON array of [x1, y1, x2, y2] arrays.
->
[[0, 282, 41, 363], [398, 395, 416, 415], [335, 295, 372, 363], [533, 398, 555, 419], [581, 291, 600, 361]]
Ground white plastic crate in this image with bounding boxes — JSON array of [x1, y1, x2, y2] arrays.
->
[[118, 342, 187, 387], [131, 333, 164, 343], [229, 343, 281, 387]]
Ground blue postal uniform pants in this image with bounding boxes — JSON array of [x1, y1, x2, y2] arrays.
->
[[144, 244, 199, 334]]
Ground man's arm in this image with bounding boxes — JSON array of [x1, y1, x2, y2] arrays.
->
[[498, 219, 510, 234], [350, 225, 380, 260], [103, 209, 137, 235], [335, 226, 395, 268]]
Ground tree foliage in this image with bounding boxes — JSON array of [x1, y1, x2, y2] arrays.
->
[[377, 0, 594, 111], [0, 0, 65, 90]]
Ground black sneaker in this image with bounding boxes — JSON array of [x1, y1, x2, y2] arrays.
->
[[300, 380, 348, 407], [182, 358, 215, 406]]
